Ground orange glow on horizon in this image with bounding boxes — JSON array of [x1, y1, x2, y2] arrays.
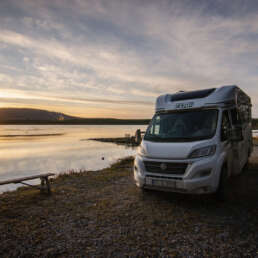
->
[[0, 103, 151, 119], [0, 89, 152, 119]]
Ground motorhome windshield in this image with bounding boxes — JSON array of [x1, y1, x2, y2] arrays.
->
[[144, 109, 218, 142]]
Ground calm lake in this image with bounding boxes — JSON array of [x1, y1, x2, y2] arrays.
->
[[0, 124, 147, 193], [1, 125, 257, 193]]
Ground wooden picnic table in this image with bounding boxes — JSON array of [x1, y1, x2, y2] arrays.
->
[[0, 173, 55, 194]]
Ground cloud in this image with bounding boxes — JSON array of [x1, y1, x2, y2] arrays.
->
[[0, 88, 153, 107], [0, 0, 258, 117]]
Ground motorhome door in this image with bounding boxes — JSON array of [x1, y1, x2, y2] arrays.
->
[[229, 108, 245, 173]]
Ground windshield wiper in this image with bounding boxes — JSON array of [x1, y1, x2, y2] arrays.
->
[[144, 135, 212, 142], [144, 134, 163, 140]]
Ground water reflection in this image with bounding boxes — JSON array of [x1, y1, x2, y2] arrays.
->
[[2, 125, 256, 193], [0, 125, 146, 193]]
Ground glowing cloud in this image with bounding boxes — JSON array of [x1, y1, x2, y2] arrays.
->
[[0, 0, 258, 117]]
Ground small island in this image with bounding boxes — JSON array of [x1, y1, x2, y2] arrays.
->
[[88, 136, 139, 147]]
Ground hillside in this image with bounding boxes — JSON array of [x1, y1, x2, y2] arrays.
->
[[0, 108, 150, 125], [0, 107, 256, 127], [0, 108, 76, 122]]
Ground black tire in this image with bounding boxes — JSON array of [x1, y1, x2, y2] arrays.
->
[[139, 187, 153, 200], [215, 165, 228, 201], [243, 160, 249, 172], [140, 187, 151, 193]]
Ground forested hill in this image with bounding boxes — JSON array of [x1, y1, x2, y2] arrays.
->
[[0, 108, 76, 122], [0, 108, 150, 125], [0, 108, 257, 127]]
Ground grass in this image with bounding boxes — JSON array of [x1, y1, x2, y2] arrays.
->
[[0, 156, 258, 257]]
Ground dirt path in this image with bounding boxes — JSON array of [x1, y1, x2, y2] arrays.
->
[[0, 155, 257, 257]]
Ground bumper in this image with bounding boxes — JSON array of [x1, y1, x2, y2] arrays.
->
[[134, 155, 219, 194]]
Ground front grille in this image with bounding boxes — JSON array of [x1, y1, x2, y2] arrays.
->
[[146, 175, 183, 180], [144, 161, 187, 175]]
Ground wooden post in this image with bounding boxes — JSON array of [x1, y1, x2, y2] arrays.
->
[[40, 176, 51, 194], [40, 177, 45, 193], [45, 177, 51, 194]]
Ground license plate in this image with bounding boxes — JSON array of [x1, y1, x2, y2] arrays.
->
[[146, 178, 176, 188]]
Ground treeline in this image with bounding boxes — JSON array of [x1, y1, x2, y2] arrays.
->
[[1, 118, 258, 128], [0, 118, 151, 125]]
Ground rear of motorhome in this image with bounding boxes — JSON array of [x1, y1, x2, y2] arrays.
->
[[134, 85, 252, 195]]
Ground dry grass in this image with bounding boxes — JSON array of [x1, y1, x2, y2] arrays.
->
[[0, 156, 258, 257]]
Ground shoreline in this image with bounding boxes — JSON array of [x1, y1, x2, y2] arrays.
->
[[0, 155, 136, 195], [0, 156, 258, 256]]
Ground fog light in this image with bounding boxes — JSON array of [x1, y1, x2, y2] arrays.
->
[[199, 170, 211, 177], [192, 169, 211, 178]]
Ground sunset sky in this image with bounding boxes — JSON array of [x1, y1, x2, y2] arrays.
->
[[0, 0, 258, 118]]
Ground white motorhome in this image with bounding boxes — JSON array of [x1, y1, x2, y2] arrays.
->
[[134, 85, 252, 196]]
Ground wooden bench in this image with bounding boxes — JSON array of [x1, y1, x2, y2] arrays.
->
[[0, 173, 55, 194]]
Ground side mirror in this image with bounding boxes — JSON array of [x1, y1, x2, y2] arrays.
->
[[230, 126, 243, 142]]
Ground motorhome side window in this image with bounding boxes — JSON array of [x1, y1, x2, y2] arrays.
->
[[248, 106, 252, 122], [221, 111, 230, 141], [239, 104, 251, 123], [230, 108, 240, 126]]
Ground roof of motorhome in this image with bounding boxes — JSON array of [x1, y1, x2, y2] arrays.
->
[[155, 85, 251, 112]]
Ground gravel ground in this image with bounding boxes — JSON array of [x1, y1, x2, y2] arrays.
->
[[0, 156, 257, 257]]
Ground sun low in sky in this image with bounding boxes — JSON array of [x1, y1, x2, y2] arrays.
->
[[0, 0, 258, 118]]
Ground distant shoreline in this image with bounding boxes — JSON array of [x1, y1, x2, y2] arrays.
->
[[1, 119, 258, 129], [0, 119, 150, 125]]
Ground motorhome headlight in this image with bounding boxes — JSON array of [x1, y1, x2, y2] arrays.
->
[[189, 145, 216, 159], [137, 145, 147, 157]]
